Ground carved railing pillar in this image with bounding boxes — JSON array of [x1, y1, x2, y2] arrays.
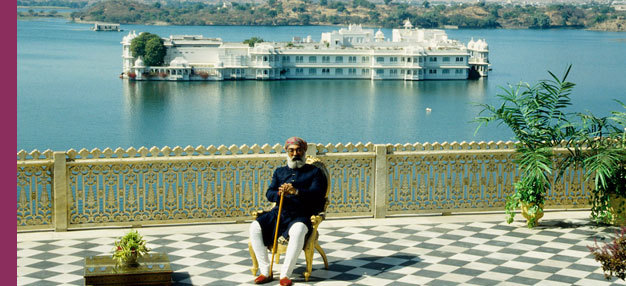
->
[[374, 144, 387, 218], [53, 152, 68, 231]]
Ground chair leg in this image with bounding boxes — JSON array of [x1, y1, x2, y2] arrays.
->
[[315, 240, 329, 269], [248, 242, 258, 276], [303, 244, 314, 282]]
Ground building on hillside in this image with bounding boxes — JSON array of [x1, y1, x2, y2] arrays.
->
[[92, 22, 121, 32], [611, 1, 626, 11], [121, 20, 490, 81]]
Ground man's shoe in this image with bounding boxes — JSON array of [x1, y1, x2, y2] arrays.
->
[[279, 277, 292, 286], [254, 275, 272, 284]]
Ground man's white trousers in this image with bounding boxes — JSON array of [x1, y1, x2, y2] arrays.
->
[[249, 220, 307, 279]]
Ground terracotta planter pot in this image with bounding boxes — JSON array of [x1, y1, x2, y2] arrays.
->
[[521, 202, 544, 227], [609, 194, 626, 226]]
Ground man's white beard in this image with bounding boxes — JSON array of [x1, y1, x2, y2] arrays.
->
[[287, 155, 306, 169]]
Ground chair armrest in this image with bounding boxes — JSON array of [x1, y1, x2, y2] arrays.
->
[[310, 213, 325, 228], [251, 210, 267, 219]]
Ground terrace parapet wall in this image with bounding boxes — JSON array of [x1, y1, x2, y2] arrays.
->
[[17, 142, 591, 232]]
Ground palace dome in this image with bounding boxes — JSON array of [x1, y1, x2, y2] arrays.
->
[[169, 57, 188, 67], [467, 38, 475, 50], [375, 29, 385, 40], [252, 43, 275, 53], [134, 57, 145, 68]]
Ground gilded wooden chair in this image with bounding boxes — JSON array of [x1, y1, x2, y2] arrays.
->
[[249, 156, 330, 281]]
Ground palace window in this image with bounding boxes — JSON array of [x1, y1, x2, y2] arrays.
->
[[322, 68, 330, 75], [309, 68, 317, 75], [263, 56, 268, 62], [455, 57, 464, 62], [322, 56, 330, 63], [417, 57, 422, 63], [390, 69, 398, 75], [455, 69, 464, 74], [362, 56, 370, 62], [429, 69, 437, 74], [376, 57, 385, 63], [407, 70, 411, 75], [429, 57, 437, 62], [295, 56, 303, 63], [335, 56, 343, 63], [309, 56, 317, 63], [376, 69, 384, 75], [348, 56, 357, 63], [390, 57, 398, 63], [336, 68, 343, 75], [348, 68, 356, 75], [442, 69, 450, 74], [282, 56, 290, 62], [443, 57, 450, 62], [362, 68, 369, 74], [295, 68, 303, 75]]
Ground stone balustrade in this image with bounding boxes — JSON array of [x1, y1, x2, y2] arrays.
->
[[17, 142, 591, 232]]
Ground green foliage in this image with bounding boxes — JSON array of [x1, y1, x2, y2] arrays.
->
[[68, 0, 620, 30], [476, 65, 575, 150], [243, 37, 264, 47], [130, 32, 165, 66], [144, 37, 166, 66], [588, 227, 626, 281], [17, 0, 87, 8], [505, 147, 552, 228], [112, 230, 150, 267], [476, 65, 575, 228], [567, 100, 626, 224]]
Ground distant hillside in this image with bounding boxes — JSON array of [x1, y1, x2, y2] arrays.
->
[[68, 0, 626, 31]]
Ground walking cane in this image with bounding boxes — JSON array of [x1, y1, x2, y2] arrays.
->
[[269, 191, 285, 278]]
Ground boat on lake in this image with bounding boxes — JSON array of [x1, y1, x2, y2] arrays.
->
[[121, 20, 489, 81]]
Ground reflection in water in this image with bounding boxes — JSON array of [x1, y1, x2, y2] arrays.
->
[[122, 79, 504, 148]]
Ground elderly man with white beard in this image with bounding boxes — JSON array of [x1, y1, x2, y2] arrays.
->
[[249, 137, 328, 286]]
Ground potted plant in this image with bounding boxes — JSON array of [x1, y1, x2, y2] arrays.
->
[[475, 66, 575, 228], [588, 226, 626, 281], [563, 101, 626, 225], [506, 147, 553, 228], [112, 229, 150, 267]]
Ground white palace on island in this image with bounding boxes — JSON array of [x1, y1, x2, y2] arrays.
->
[[121, 20, 490, 81]]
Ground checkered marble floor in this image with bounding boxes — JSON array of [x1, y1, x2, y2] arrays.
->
[[17, 211, 626, 286]]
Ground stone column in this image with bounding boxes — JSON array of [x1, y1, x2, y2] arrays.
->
[[306, 143, 317, 157], [53, 152, 68, 231], [374, 144, 387, 218]]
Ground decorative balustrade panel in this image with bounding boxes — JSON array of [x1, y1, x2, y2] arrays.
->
[[321, 156, 374, 217], [545, 152, 591, 208], [67, 158, 282, 228], [387, 152, 516, 214], [17, 163, 54, 230], [386, 146, 592, 215]]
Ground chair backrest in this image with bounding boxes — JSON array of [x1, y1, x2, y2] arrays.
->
[[306, 156, 331, 214]]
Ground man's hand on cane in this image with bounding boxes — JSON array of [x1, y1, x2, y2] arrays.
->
[[279, 183, 298, 196]]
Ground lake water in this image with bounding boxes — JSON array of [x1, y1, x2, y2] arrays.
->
[[17, 19, 626, 151]]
